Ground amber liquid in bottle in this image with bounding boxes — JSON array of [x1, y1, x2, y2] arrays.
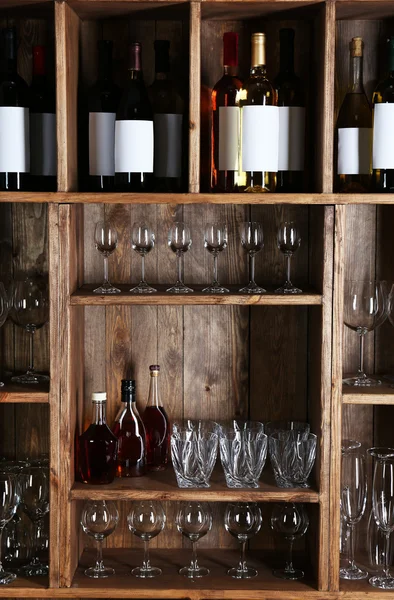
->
[[112, 380, 146, 477], [142, 365, 169, 471]]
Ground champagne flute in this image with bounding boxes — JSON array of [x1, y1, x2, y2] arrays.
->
[[239, 221, 266, 294], [167, 223, 193, 293], [0, 283, 8, 387], [224, 502, 262, 578], [370, 455, 394, 588], [80, 500, 119, 578], [127, 500, 165, 578], [275, 221, 302, 294], [93, 221, 121, 294], [130, 223, 157, 293], [203, 223, 229, 293], [271, 503, 309, 579], [0, 473, 20, 584], [176, 501, 212, 578]]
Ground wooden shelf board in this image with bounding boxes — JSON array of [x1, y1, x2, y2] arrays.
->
[[0, 576, 48, 597], [343, 382, 394, 405], [0, 381, 49, 404]]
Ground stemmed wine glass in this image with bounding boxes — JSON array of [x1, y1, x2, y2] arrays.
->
[[0, 283, 9, 387], [343, 280, 387, 386], [93, 221, 120, 294], [176, 501, 212, 578], [130, 223, 156, 294], [239, 222, 266, 294], [270, 503, 309, 579], [10, 275, 49, 384], [203, 223, 229, 293], [224, 502, 262, 579], [0, 473, 20, 584], [80, 500, 119, 578], [127, 501, 166, 578], [275, 221, 302, 294], [19, 466, 49, 576], [167, 223, 193, 293]]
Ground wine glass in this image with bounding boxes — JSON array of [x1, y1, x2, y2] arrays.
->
[[167, 222, 193, 293], [81, 500, 119, 578], [0, 473, 20, 584], [10, 275, 49, 384], [340, 452, 368, 580], [175, 501, 212, 578], [340, 439, 362, 568], [203, 223, 229, 293], [224, 502, 262, 578], [239, 222, 266, 294], [130, 223, 156, 294], [343, 280, 387, 386], [93, 221, 120, 294], [19, 466, 49, 576], [270, 503, 309, 579], [127, 500, 165, 578], [0, 283, 9, 387], [370, 455, 394, 588], [275, 221, 302, 294]]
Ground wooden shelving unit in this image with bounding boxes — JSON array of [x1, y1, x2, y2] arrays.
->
[[0, 382, 49, 403]]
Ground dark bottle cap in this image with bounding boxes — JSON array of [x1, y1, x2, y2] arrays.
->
[[121, 379, 136, 394], [149, 365, 160, 372], [129, 42, 142, 71], [154, 39, 170, 73], [223, 32, 238, 68], [0, 27, 17, 61]]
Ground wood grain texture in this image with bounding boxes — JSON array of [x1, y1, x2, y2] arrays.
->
[[0, 382, 49, 403], [189, 1, 201, 192], [318, 0, 335, 193]]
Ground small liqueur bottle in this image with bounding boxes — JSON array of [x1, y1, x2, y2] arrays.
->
[[112, 379, 146, 477], [76, 392, 118, 485], [142, 365, 170, 471]]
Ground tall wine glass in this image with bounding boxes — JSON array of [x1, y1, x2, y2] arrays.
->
[[93, 221, 120, 294], [340, 440, 362, 569], [0, 473, 20, 584], [130, 223, 156, 294], [127, 501, 165, 578], [224, 502, 262, 579], [167, 223, 193, 293], [271, 503, 309, 579], [80, 500, 119, 578], [0, 283, 8, 387], [10, 275, 49, 384], [343, 280, 387, 386], [275, 221, 302, 294], [203, 223, 229, 293], [340, 452, 368, 580], [370, 455, 394, 588], [239, 222, 266, 294], [176, 501, 212, 578]]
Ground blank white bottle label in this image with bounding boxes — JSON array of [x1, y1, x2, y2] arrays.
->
[[154, 113, 182, 178], [89, 112, 116, 176], [115, 120, 153, 173], [241, 105, 279, 172], [373, 104, 394, 169], [219, 106, 239, 171], [0, 106, 29, 172], [278, 106, 305, 171], [338, 127, 372, 175], [30, 113, 57, 176]]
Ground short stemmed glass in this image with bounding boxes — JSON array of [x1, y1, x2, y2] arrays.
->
[[340, 452, 368, 580], [343, 280, 387, 386], [224, 502, 262, 579], [93, 221, 120, 294], [203, 223, 229, 293], [176, 501, 212, 578], [271, 503, 309, 579], [130, 223, 156, 294], [167, 223, 193, 293], [19, 466, 49, 576], [127, 501, 166, 578], [0, 473, 20, 584], [239, 222, 265, 294], [0, 283, 9, 387], [275, 221, 302, 294], [80, 500, 119, 578]]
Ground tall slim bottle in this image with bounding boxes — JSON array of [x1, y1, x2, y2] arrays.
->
[[112, 380, 146, 477], [142, 365, 169, 471], [238, 33, 278, 192], [336, 37, 372, 193], [210, 32, 243, 192]]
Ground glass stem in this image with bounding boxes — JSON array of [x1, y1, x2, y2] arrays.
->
[[141, 254, 145, 284], [32, 518, 44, 565], [358, 332, 366, 378], [250, 254, 255, 285], [143, 540, 151, 570], [190, 540, 198, 571], [285, 537, 295, 573], [95, 537, 104, 572], [213, 254, 219, 285], [239, 540, 247, 572], [0, 525, 4, 574], [177, 251, 183, 284], [103, 255, 109, 285], [286, 254, 292, 284], [384, 532, 391, 578], [348, 523, 356, 569], [28, 329, 35, 373]]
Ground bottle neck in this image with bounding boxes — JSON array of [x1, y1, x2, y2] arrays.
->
[[128, 69, 142, 82], [1, 31, 17, 76], [98, 62, 112, 82], [388, 46, 394, 75], [122, 391, 136, 407], [33, 50, 46, 78], [93, 402, 107, 425], [155, 71, 168, 81], [280, 39, 294, 73], [147, 374, 160, 407], [349, 55, 364, 93], [250, 64, 267, 78]]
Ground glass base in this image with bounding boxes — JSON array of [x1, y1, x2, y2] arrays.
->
[[273, 568, 304, 580], [369, 575, 394, 588], [11, 371, 49, 384], [224, 476, 259, 488], [132, 566, 162, 578], [166, 283, 194, 294], [274, 283, 303, 294], [227, 566, 258, 579], [84, 566, 115, 579], [179, 565, 210, 578], [343, 375, 381, 387], [239, 283, 266, 294], [174, 476, 210, 488], [202, 284, 229, 294], [130, 282, 157, 294], [340, 565, 369, 580], [273, 477, 310, 489], [0, 570, 16, 585], [93, 283, 121, 294], [19, 562, 48, 577]]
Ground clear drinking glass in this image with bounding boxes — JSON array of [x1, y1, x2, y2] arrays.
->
[[0, 283, 8, 387], [0, 473, 20, 584], [271, 503, 309, 579], [81, 500, 119, 578], [202, 223, 229, 293], [367, 507, 394, 575], [218, 426, 268, 488], [127, 500, 165, 578], [343, 280, 387, 386], [167, 222, 193, 293], [171, 428, 218, 488], [239, 222, 265, 294], [176, 501, 212, 578], [275, 221, 302, 294], [268, 433, 317, 488], [340, 439, 362, 569], [130, 223, 156, 294], [2, 511, 32, 570], [19, 466, 49, 576], [224, 502, 262, 579], [93, 221, 121, 294], [265, 421, 310, 442]]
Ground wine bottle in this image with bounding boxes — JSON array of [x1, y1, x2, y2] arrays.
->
[[238, 33, 279, 192], [0, 27, 30, 191], [142, 365, 169, 471], [149, 40, 185, 192], [87, 40, 120, 192], [112, 379, 146, 478], [29, 45, 57, 192], [372, 36, 394, 192], [274, 29, 305, 193], [336, 37, 372, 193], [115, 42, 154, 192], [210, 32, 243, 192]]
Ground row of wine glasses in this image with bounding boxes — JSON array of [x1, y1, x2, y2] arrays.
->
[[81, 500, 309, 581], [94, 220, 302, 295]]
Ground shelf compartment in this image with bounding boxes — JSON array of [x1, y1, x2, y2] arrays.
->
[[0, 576, 48, 597], [0, 381, 49, 404], [343, 383, 394, 405]]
